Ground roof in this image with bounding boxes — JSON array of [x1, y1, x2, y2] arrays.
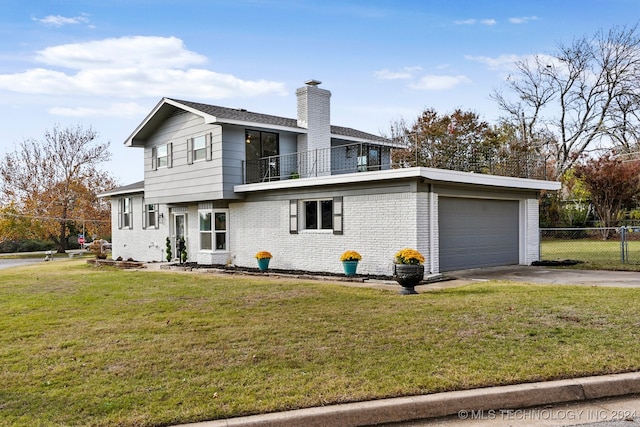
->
[[235, 167, 562, 193], [98, 180, 144, 198], [125, 98, 389, 146]]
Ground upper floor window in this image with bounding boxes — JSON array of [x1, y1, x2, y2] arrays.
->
[[187, 134, 212, 164], [193, 136, 206, 161], [357, 145, 381, 172], [246, 130, 279, 182], [152, 143, 172, 170], [118, 197, 133, 229], [157, 145, 168, 167]]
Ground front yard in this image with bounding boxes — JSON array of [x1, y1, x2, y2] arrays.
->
[[1, 260, 640, 426]]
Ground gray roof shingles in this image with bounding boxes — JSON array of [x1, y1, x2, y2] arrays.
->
[[170, 98, 387, 143]]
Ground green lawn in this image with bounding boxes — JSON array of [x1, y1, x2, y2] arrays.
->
[[541, 238, 640, 270], [2, 260, 640, 426]]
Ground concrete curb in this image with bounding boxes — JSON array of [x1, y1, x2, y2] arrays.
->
[[173, 372, 640, 427]]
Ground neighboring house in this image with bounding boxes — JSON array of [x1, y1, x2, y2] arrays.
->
[[100, 80, 560, 276]]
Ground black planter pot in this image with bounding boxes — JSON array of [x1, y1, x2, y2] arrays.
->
[[393, 264, 425, 294]]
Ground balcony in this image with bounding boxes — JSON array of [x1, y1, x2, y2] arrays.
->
[[242, 143, 392, 184], [241, 142, 549, 184]]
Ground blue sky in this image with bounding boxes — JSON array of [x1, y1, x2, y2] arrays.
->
[[1, 0, 638, 184]]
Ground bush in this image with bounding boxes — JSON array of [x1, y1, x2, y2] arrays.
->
[[15, 239, 56, 253]]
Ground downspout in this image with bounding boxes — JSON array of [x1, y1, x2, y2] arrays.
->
[[429, 184, 437, 274]]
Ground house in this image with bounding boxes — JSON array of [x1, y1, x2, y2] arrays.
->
[[100, 80, 560, 276]]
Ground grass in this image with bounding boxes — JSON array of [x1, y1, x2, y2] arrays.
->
[[2, 260, 640, 426], [541, 238, 640, 270]]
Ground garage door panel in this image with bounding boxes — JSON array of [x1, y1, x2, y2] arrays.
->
[[439, 197, 519, 271]]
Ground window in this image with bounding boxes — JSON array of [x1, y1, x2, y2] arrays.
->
[[245, 130, 280, 182], [193, 136, 207, 161], [152, 143, 172, 170], [304, 200, 333, 230], [188, 135, 212, 164], [143, 203, 159, 229], [199, 209, 228, 251], [118, 197, 132, 229], [357, 145, 381, 172], [157, 145, 168, 168], [291, 197, 342, 234], [199, 211, 212, 250]]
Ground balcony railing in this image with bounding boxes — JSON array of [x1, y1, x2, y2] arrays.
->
[[242, 143, 392, 184], [241, 143, 549, 184]]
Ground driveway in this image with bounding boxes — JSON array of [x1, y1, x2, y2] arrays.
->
[[0, 258, 42, 270], [445, 265, 640, 288]]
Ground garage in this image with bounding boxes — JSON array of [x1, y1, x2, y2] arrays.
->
[[438, 197, 520, 271]]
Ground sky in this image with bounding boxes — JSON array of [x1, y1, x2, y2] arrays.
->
[[1, 0, 638, 185]]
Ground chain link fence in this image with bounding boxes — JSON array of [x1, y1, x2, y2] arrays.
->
[[540, 227, 640, 266]]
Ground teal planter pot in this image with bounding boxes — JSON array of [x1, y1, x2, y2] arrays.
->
[[257, 258, 270, 271], [342, 260, 359, 276]]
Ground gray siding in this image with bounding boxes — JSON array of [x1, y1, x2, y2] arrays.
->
[[144, 113, 242, 204]]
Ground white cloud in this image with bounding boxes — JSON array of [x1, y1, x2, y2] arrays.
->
[[33, 14, 90, 27], [509, 16, 539, 24], [0, 36, 287, 117], [375, 66, 422, 80], [465, 54, 523, 71], [466, 53, 557, 72], [35, 36, 207, 69], [410, 74, 471, 91], [454, 18, 496, 26], [480, 19, 497, 26], [49, 102, 148, 117]]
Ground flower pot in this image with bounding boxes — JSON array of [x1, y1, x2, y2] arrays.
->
[[257, 258, 270, 271], [342, 260, 359, 276], [393, 264, 425, 294]]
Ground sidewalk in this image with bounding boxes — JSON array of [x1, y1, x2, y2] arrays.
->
[[172, 372, 640, 427]]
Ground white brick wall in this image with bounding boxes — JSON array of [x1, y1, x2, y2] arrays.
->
[[110, 195, 169, 262], [524, 198, 540, 264], [229, 192, 423, 276]]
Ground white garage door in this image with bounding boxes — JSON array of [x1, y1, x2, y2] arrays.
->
[[439, 197, 519, 272]]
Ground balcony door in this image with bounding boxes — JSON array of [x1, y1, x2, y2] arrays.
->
[[246, 130, 279, 182]]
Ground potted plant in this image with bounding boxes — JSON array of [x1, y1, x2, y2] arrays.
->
[[340, 250, 362, 276], [255, 251, 272, 271], [165, 237, 172, 262], [393, 248, 425, 294]]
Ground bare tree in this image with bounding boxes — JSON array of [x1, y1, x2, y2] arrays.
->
[[493, 25, 640, 179], [0, 124, 116, 252]]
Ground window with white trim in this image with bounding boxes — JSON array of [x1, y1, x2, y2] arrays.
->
[[157, 145, 168, 168], [291, 197, 342, 234], [152, 143, 172, 170], [188, 134, 212, 164], [304, 200, 333, 230], [193, 136, 207, 161], [143, 202, 159, 229], [199, 209, 228, 251], [118, 197, 133, 229]]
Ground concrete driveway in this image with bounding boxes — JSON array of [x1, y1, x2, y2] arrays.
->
[[444, 265, 640, 288]]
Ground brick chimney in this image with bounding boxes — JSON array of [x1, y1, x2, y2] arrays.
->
[[296, 80, 331, 153]]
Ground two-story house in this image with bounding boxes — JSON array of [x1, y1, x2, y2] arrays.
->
[[101, 80, 560, 276]]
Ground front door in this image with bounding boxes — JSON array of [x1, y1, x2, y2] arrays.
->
[[173, 213, 186, 260]]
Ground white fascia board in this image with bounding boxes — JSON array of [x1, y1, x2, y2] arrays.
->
[[98, 187, 144, 199], [234, 167, 561, 193]]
